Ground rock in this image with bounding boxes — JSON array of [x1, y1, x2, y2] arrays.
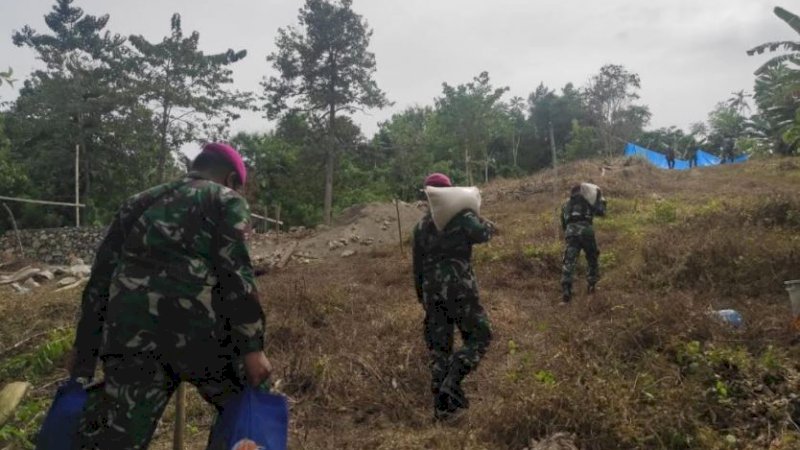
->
[[33, 270, 54, 282], [57, 277, 79, 287], [68, 256, 85, 266], [349, 235, 360, 243], [341, 250, 356, 258], [10, 283, 29, 294], [52, 266, 69, 277], [316, 224, 330, 232], [22, 278, 40, 290], [69, 264, 92, 278]]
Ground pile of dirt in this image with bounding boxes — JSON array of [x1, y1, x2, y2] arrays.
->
[[249, 201, 425, 267]]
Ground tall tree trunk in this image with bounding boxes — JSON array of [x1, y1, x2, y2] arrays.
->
[[323, 105, 336, 225], [484, 158, 489, 184], [465, 144, 472, 185], [157, 102, 170, 184]]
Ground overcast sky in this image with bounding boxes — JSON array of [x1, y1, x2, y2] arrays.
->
[[0, 0, 794, 156]]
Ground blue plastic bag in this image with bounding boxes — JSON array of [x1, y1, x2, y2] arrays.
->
[[36, 379, 88, 450], [209, 388, 289, 450], [713, 309, 744, 328]]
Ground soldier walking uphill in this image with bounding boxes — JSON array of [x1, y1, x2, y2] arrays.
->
[[413, 173, 496, 421], [66, 143, 272, 449], [560, 184, 607, 304]]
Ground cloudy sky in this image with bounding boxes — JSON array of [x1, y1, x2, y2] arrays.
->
[[0, 0, 793, 154]]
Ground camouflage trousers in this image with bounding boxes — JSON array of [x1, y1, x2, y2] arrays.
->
[[423, 291, 492, 396], [561, 233, 600, 295], [77, 351, 246, 450]]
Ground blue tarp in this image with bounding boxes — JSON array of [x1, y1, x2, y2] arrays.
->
[[624, 143, 749, 170]]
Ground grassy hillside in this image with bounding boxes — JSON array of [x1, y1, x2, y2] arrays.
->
[[2, 157, 800, 449]]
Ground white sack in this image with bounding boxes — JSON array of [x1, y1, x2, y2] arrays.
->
[[580, 183, 600, 205], [425, 186, 481, 231]]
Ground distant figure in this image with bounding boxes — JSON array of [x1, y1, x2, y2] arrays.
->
[[722, 138, 736, 164], [560, 184, 606, 304], [687, 148, 698, 168], [413, 173, 495, 421], [665, 147, 676, 169]]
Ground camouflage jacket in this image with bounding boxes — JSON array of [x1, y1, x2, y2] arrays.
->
[[561, 194, 606, 238], [72, 173, 265, 376], [412, 210, 494, 303]]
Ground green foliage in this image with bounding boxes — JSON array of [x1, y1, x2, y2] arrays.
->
[[651, 201, 678, 224], [0, 67, 16, 89], [584, 64, 651, 156], [434, 71, 509, 185], [129, 13, 251, 183], [263, 0, 389, 224], [564, 121, 601, 161], [0, 328, 74, 380], [0, 397, 49, 449]]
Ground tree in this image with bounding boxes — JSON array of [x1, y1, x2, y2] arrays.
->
[[747, 7, 800, 74], [129, 13, 251, 183], [584, 64, 650, 156], [727, 90, 752, 116], [263, 0, 389, 225], [11, 0, 141, 224], [434, 71, 508, 184], [374, 106, 443, 199], [0, 68, 15, 89], [528, 82, 587, 167], [504, 96, 526, 169], [751, 65, 800, 154], [706, 102, 747, 155], [746, 6, 800, 155]]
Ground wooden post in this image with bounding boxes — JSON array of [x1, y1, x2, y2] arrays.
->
[[549, 122, 560, 240], [2, 203, 24, 257], [173, 383, 186, 450], [263, 204, 269, 234], [395, 199, 404, 255], [75, 144, 80, 227], [275, 204, 282, 234]]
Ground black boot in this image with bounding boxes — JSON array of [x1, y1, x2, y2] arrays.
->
[[440, 376, 469, 410], [560, 283, 572, 305]]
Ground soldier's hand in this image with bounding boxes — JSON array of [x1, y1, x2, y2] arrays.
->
[[244, 351, 273, 387]]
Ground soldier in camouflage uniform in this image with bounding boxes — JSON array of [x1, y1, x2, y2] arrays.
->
[[412, 173, 495, 420], [560, 184, 606, 304], [67, 143, 272, 449]]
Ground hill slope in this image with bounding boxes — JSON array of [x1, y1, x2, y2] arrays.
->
[[2, 157, 800, 449]]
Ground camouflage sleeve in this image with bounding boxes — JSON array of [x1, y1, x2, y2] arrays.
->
[[560, 203, 568, 230], [72, 204, 131, 378], [594, 195, 607, 217], [214, 191, 265, 355], [412, 224, 424, 303], [458, 210, 494, 244]]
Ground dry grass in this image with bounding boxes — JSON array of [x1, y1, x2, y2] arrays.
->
[[2, 157, 800, 449]]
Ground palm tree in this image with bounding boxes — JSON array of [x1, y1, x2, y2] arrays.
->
[[747, 7, 800, 74], [727, 90, 752, 116], [0, 67, 14, 88]]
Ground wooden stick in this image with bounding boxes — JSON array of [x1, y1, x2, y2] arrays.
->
[[173, 383, 186, 450], [1, 203, 23, 257], [276, 241, 298, 269], [394, 199, 404, 255]]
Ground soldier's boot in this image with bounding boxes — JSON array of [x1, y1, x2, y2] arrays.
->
[[439, 375, 469, 410], [433, 391, 462, 422], [588, 282, 596, 295], [560, 283, 572, 305]]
